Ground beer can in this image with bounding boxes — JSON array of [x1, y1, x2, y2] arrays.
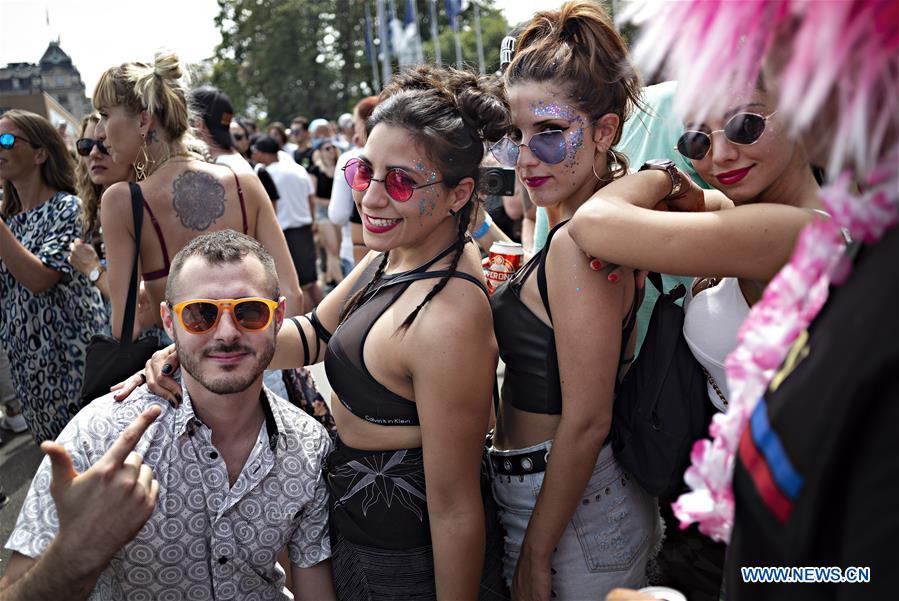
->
[[638, 586, 688, 601], [485, 241, 524, 295]]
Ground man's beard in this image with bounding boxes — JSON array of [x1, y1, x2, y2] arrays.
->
[[177, 335, 275, 395]]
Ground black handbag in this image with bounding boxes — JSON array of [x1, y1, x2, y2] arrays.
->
[[611, 273, 716, 499], [80, 183, 161, 404]]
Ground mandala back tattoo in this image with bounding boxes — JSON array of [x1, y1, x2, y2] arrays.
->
[[172, 171, 226, 231]]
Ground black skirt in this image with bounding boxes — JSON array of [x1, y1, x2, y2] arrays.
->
[[326, 437, 507, 600]]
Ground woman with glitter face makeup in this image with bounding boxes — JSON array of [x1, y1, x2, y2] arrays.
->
[[487, 3, 659, 599], [118, 65, 510, 600]]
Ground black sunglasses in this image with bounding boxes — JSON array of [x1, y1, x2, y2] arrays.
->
[[75, 138, 110, 157], [232, 132, 246, 141], [676, 112, 776, 161]]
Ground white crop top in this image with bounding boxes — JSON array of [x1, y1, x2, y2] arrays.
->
[[682, 277, 750, 412]]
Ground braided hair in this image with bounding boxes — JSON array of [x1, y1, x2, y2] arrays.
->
[[339, 65, 508, 330]]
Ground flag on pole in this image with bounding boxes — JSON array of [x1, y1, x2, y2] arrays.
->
[[364, 2, 381, 90], [473, 2, 485, 74], [406, 0, 424, 63], [376, 0, 393, 86], [445, 0, 466, 68], [429, 0, 441, 66]]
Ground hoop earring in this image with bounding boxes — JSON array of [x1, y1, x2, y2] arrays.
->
[[592, 148, 615, 186]]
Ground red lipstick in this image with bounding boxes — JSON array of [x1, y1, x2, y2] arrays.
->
[[715, 166, 753, 186]]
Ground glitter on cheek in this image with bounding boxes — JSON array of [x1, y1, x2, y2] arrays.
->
[[565, 126, 584, 168]]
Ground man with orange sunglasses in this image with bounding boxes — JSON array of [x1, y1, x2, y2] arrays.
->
[[2, 231, 336, 601]]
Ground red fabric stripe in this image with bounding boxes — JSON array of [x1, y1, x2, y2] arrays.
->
[[738, 425, 793, 523]]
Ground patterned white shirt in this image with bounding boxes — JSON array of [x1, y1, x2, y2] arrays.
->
[[6, 384, 332, 600]]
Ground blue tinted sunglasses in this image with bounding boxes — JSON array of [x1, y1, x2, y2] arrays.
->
[[0, 133, 39, 150]]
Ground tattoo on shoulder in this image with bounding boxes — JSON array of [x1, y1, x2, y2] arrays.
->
[[171, 171, 226, 231]]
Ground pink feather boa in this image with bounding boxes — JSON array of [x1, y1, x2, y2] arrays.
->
[[621, 0, 899, 542]]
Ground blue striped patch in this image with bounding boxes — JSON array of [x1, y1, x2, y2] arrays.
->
[[749, 400, 804, 500]]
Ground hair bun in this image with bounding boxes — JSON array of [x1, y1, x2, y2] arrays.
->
[[153, 51, 183, 81], [450, 73, 509, 142]]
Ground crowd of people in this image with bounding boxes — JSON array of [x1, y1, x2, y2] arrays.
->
[[0, 0, 895, 599]]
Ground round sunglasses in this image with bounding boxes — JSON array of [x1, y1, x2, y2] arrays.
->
[[489, 130, 567, 167], [169, 297, 279, 334], [75, 138, 109, 157], [677, 111, 777, 161], [342, 157, 443, 202], [0, 133, 39, 150]]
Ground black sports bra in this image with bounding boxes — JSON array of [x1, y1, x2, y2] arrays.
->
[[491, 220, 637, 415], [324, 239, 487, 426]]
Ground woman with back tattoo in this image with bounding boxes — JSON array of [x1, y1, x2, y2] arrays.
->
[[93, 51, 304, 342]]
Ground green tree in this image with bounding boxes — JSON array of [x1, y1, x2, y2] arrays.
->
[[212, 0, 368, 122], [211, 0, 507, 123]]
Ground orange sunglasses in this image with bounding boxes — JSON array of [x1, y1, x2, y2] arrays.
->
[[169, 297, 280, 334]]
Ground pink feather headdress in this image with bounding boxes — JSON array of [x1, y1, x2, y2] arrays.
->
[[625, 0, 899, 176]]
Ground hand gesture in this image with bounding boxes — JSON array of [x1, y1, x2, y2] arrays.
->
[[41, 406, 162, 574], [67, 239, 99, 277], [111, 345, 182, 406]]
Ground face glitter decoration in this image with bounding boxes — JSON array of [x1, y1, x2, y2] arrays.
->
[[529, 100, 586, 169], [413, 158, 440, 217]]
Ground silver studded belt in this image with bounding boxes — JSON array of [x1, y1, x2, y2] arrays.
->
[[490, 447, 549, 476]]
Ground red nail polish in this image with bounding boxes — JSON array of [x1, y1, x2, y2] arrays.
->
[[589, 259, 603, 271], [608, 273, 619, 282]]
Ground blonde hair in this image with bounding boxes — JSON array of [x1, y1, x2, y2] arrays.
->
[[92, 51, 190, 143], [74, 113, 104, 237], [0, 110, 76, 220]]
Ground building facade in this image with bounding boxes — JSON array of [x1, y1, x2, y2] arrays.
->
[[0, 41, 91, 123]]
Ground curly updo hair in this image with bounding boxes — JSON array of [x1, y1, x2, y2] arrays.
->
[[342, 64, 509, 330], [506, 0, 642, 182]]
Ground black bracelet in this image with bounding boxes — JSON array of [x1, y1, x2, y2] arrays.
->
[[289, 317, 310, 366]]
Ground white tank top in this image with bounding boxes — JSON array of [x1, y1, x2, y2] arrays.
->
[[682, 277, 750, 412]]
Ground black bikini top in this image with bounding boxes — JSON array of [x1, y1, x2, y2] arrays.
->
[[324, 238, 487, 426], [490, 221, 637, 415]]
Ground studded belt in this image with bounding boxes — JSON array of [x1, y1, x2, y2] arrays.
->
[[490, 447, 549, 476]]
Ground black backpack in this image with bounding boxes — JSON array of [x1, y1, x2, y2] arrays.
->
[[611, 273, 716, 499]]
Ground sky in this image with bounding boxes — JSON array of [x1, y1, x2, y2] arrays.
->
[[0, 0, 567, 97]]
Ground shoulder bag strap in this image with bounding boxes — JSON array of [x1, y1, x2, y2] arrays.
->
[[121, 183, 145, 345]]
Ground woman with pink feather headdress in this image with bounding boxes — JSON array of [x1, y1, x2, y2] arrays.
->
[[600, 1, 899, 600]]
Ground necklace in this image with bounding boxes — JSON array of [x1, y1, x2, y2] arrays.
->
[[155, 152, 195, 170], [673, 151, 899, 543]]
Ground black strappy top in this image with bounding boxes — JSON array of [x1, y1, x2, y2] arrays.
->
[[141, 169, 249, 281], [324, 239, 487, 426], [491, 221, 638, 415]]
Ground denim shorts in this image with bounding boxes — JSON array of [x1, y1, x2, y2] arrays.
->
[[489, 440, 660, 600]]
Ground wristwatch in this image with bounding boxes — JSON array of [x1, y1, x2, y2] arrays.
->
[[88, 265, 105, 283], [638, 159, 685, 199]]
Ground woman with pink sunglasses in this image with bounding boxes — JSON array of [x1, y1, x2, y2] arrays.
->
[[120, 64, 510, 600]]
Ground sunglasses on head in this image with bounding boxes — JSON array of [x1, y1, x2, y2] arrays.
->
[[169, 297, 279, 334], [676, 111, 776, 161], [0, 133, 39, 150], [342, 157, 443, 202], [489, 130, 567, 167], [75, 138, 109, 157]]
